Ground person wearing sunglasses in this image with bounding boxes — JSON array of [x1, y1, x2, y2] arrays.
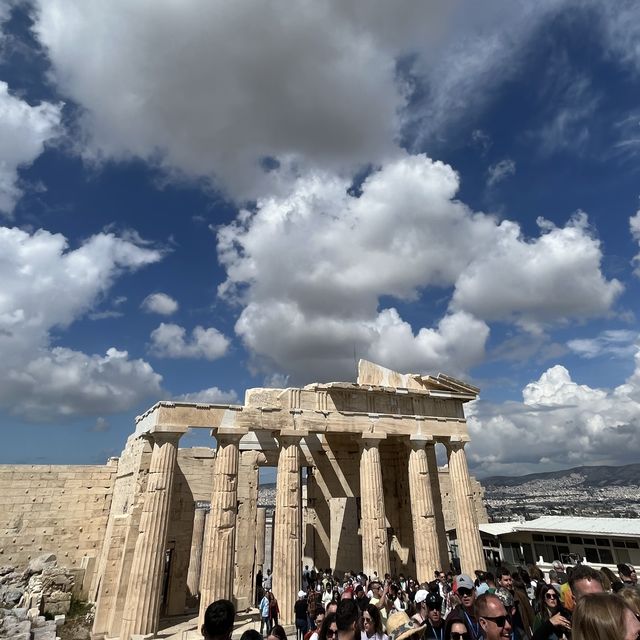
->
[[444, 617, 472, 640], [415, 591, 445, 640], [446, 575, 481, 640], [475, 594, 513, 640], [320, 613, 339, 640], [361, 603, 387, 640], [532, 585, 571, 640]]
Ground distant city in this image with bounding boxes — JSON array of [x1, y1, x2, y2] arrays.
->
[[257, 464, 640, 521], [482, 464, 640, 521]]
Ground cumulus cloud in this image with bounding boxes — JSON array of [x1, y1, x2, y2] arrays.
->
[[450, 212, 623, 331], [217, 154, 619, 380], [141, 292, 179, 315], [0, 226, 164, 420], [32, 0, 406, 201], [175, 386, 239, 404], [0, 82, 62, 215], [149, 323, 230, 360], [467, 349, 640, 476], [487, 158, 516, 186]]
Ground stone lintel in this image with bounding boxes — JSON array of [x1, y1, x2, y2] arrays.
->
[[149, 424, 189, 436]]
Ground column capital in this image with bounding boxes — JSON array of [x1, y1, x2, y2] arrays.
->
[[145, 429, 183, 446], [276, 429, 308, 445], [408, 434, 434, 449], [446, 436, 469, 452], [359, 432, 386, 450], [212, 427, 249, 444]]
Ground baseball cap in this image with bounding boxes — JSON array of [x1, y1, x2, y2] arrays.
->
[[414, 589, 429, 604], [456, 575, 474, 591]]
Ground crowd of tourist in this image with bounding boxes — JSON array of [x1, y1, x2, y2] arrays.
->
[[203, 561, 639, 640]]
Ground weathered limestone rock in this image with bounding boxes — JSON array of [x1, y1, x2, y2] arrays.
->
[[447, 440, 486, 574], [407, 437, 440, 582], [186, 507, 207, 599], [43, 590, 71, 616], [26, 554, 56, 576], [359, 435, 390, 578], [199, 430, 245, 626], [272, 434, 302, 626], [120, 432, 181, 640]]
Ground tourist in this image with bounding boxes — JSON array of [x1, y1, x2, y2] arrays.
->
[[319, 613, 338, 640], [296, 590, 310, 640], [202, 599, 235, 640], [531, 584, 571, 640], [572, 592, 640, 640], [369, 580, 390, 630], [264, 569, 273, 591], [568, 565, 604, 602], [618, 563, 638, 588], [362, 604, 387, 640], [446, 575, 481, 640], [307, 607, 326, 640], [241, 631, 263, 640], [260, 591, 272, 635], [385, 611, 424, 640], [444, 616, 471, 640], [355, 584, 370, 612], [323, 584, 335, 608], [475, 573, 490, 596], [268, 625, 288, 640], [600, 567, 622, 592], [551, 562, 568, 586], [337, 598, 361, 640], [270, 592, 281, 628], [475, 593, 513, 640], [417, 591, 445, 640], [619, 587, 640, 616], [495, 567, 533, 640], [393, 586, 408, 613]]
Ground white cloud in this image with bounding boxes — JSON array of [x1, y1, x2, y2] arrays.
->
[[149, 323, 230, 360], [450, 212, 623, 331], [141, 292, 179, 315], [0, 81, 62, 215], [0, 225, 164, 420], [568, 330, 638, 359], [631, 211, 640, 276], [467, 349, 640, 475], [487, 158, 516, 187], [217, 153, 619, 380], [32, 0, 406, 201], [175, 386, 239, 404]]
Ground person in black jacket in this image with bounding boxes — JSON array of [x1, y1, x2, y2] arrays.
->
[[531, 585, 571, 640]]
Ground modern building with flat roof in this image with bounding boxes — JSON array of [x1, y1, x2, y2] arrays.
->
[[477, 516, 640, 572]]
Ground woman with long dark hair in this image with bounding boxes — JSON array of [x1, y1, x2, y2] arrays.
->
[[361, 604, 387, 640], [532, 585, 571, 640]]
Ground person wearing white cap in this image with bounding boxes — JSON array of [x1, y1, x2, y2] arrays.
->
[[413, 591, 445, 640], [296, 590, 309, 640]]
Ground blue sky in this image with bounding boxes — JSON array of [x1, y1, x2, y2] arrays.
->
[[1, 1, 640, 477]]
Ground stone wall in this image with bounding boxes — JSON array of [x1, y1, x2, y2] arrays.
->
[[0, 462, 117, 595]]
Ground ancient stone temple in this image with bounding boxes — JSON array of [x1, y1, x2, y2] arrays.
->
[[0, 360, 487, 640]]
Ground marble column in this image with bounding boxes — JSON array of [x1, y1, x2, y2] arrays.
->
[[119, 431, 181, 640], [272, 433, 302, 626], [199, 429, 245, 626], [186, 507, 207, 598], [359, 434, 390, 578], [407, 436, 440, 582], [425, 441, 450, 570], [256, 507, 266, 571], [447, 439, 486, 574]]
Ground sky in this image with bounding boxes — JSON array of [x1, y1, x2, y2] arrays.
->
[[1, 0, 640, 477]]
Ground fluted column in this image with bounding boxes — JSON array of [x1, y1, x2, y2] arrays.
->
[[186, 507, 207, 597], [199, 429, 245, 626], [120, 431, 181, 640], [359, 434, 390, 578], [407, 436, 440, 582], [425, 441, 450, 569], [272, 433, 302, 626], [256, 507, 266, 571], [447, 439, 486, 574]]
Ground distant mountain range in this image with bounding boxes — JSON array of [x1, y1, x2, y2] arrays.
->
[[482, 463, 640, 488]]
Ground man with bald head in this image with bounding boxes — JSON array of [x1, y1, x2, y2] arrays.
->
[[475, 594, 512, 640]]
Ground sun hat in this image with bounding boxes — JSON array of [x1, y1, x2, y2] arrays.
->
[[386, 611, 425, 640], [494, 587, 513, 608]]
